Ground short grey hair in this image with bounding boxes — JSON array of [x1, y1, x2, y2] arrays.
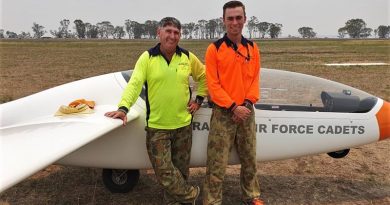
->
[[158, 17, 181, 30]]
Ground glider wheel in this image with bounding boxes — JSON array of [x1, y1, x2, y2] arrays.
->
[[102, 169, 140, 193], [327, 149, 350, 159]]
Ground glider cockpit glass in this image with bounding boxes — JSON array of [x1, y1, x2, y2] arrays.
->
[[120, 69, 377, 113], [121, 70, 146, 100], [121, 71, 132, 82], [257, 68, 376, 113]]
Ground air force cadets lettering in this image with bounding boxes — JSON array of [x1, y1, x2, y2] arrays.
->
[[193, 122, 365, 135]]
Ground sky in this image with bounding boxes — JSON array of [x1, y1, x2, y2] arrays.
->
[[1, 0, 389, 37]]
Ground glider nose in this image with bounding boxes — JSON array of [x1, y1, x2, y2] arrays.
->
[[376, 100, 390, 141]]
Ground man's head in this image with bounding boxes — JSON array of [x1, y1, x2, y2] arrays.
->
[[157, 17, 181, 52], [223, 1, 246, 37], [223, 1, 246, 19], [158, 17, 182, 30]]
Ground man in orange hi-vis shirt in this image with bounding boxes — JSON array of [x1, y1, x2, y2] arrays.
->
[[203, 1, 263, 205]]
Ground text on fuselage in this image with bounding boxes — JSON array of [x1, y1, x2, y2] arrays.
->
[[192, 122, 365, 135]]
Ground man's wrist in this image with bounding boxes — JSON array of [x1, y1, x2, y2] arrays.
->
[[195, 96, 204, 106], [229, 102, 238, 112], [118, 106, 128, 114], [243, 99, 253, 109]]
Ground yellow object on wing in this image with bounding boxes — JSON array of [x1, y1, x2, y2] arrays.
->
[[68, 99, 95, 109], [55, 103, 94, 116], [60, 103, 88, 114]]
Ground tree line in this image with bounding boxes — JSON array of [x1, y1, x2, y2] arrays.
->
[[1, 18, 389, 39]]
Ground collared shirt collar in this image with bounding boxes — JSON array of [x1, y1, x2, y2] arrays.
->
[[223, 33, 249, 49], [149, 43, 183, 57]]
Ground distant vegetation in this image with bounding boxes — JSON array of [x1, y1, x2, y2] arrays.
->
[[0, 18, 389, 39]]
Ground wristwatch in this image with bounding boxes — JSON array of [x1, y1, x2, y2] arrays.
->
[[243, 99, 253, 109], [195, 96, 204, 106]]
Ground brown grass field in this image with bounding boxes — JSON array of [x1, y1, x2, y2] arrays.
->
[[0, 39, 389, 204]]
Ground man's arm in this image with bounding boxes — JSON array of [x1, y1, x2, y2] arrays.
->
[[118, 51, 149, 112], [105, 51, 148, 125], [189, 52, 207, 100], [245, 43, 261, 104], [187, 52, 207, 113], [205, 44, 235, 110]]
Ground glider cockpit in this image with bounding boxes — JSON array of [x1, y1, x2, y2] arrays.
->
[[121, 68, 377, 113], [256, 69, 376, 113]]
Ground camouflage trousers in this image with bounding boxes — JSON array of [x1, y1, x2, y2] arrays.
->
[[203, 105, 260, 205], [145, 125, 198, 205]]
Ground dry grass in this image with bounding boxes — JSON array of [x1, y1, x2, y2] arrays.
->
[[0, 39, 389, 204], [1, 39, 389, 102]]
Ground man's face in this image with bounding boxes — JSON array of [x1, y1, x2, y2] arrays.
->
[[158, 25, 181, 52], [223, 7, 246, 36]]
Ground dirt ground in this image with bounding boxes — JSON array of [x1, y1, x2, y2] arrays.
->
[[1, 140, 389, 204], [0, 39, 389, 204]]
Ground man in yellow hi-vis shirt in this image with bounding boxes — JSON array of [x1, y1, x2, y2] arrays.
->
[[105, 17, 207, 205]]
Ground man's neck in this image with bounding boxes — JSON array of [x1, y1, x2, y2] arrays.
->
[[226, 33, 242, 45], [159, 46, 176, 61]]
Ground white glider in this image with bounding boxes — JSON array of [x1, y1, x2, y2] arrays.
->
[[0, 68, 388, 193]]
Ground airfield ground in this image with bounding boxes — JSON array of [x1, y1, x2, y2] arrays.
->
[[0, 39, 389, 204]]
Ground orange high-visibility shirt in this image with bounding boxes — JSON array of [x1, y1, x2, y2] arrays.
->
[[205, 35, 260, 110]]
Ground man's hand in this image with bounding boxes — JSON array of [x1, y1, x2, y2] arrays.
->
[[232, 114, 242, 124], [104, 111, 128, 125], [187, 101, 201, 115], [232, 106, 251, 123]]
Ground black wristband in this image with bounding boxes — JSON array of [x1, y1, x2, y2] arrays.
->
[[118, 106, 129, 114]]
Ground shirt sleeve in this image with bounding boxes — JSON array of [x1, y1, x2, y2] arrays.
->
[[189, 52, 207, 97], [205, 44, 235, 109], [118, 51, 148, 110], [245, 43, 261, 104]]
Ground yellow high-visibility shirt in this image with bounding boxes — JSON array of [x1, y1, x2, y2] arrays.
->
[[119, 43, 207, 129]]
